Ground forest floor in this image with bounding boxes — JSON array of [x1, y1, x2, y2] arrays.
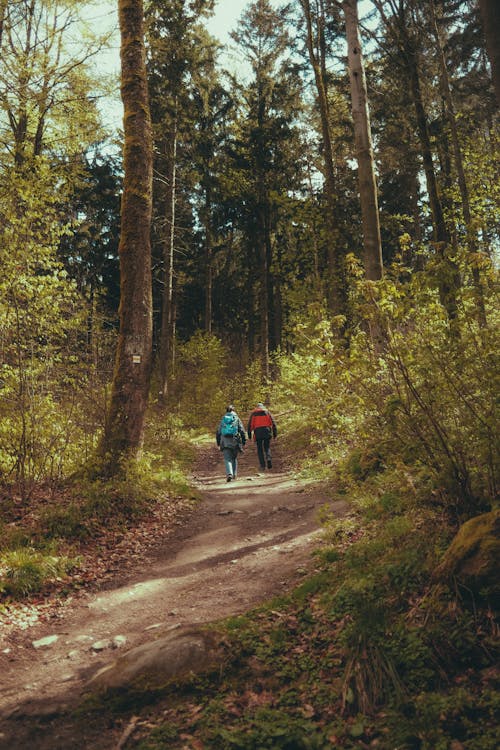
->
[[0, 441, 347, 748]]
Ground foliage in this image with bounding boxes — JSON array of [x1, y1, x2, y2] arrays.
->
[[173, 331, 229, 427], [0, 0, 110, 167], [0, 161, 95, 496], [270, 259, 499, 514], [0, 547, 77, 597]]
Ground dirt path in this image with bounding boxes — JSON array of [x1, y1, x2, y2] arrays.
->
[[0, 443, 347, 745]]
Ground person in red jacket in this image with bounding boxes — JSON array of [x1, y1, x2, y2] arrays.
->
[[247, 402, 278, 471]]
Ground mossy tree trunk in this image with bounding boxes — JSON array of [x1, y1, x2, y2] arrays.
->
[[100, 0, 153, 473]]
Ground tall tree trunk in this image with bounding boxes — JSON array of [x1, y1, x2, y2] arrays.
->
[[265, 201, 276, 353], [371, 0, 460, 329], [430, 0, 487, 327], [343, 0, 383, 281], [299, 0, 349, 325], [203, 183, 213, 334], [158, 112, 177, 402], [256, 74, 271, 375], [478, 0, 500, 106], [246, 242, 256, 358], [0, 0, 7, 49], [257, 189, 270, 378], [273, 232, 284, 351], [100, 0, 153, 471], [405, 41, 460, 327]]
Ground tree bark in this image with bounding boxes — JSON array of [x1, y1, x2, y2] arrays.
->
[[203, 182, 213, 334], [343, 0, 383, 281], [0, 0, 8, 52], [158, 112, 177, 401], [100, 0, 153, 471], [257, 188, 270, 378], [478, 0, 500, 106]]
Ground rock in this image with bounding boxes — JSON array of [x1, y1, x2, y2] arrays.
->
[[113, 635, 127, 649], [91, 639, 113, 652], [435, 509, 500, 604], [86, 625, 226, 692], [32, 635, 59, 649]]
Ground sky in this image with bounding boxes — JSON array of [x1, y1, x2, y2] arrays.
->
[[206, 0, 255, 40], [85, 0, 264, 128]]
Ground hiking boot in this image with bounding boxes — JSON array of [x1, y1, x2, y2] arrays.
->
[[267, 459, 272, 469], [226, 475, 232, 482]]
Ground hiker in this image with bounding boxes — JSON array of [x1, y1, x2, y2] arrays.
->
[[247, 402, 277, 471], [216, 405, 246, 482]]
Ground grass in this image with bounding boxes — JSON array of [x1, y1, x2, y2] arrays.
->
[[0, 546, 78, 597]]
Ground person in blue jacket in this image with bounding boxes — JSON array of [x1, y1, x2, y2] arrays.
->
[[216, 405, 246, 482]]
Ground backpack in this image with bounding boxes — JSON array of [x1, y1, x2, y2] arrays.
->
[[221, 413, 238, 436]]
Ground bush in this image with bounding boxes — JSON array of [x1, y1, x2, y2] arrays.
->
[[0, 547, 77, 597]]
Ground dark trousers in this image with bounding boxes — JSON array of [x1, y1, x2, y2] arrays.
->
[[256, 436, 272, 469]]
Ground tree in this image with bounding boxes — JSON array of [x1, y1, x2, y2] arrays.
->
[[147, 0, 215, 401], [0, 161, 85, 495], [478, 0, 500, 105], [190, 65, 234, 335], [100, 0, 153, 471], [371, 0, 460, 329], [342, 0, 383, 282], [58, 152, 122, 356], [298, 0, 350, 325], [231, 0, 305, 373], [0, 0, 108, 169], [429, 0, 486, 326]]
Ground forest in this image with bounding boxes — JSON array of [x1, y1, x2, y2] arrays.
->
[[0, 0, 498, 748]]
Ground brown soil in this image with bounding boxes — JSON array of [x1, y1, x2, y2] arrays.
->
[[0, 443, 347, 748]]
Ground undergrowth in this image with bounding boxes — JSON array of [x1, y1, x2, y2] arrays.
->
[[80, 480, 497, 750], [0, 428, 198, 600]]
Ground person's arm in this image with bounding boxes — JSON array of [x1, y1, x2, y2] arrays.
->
[[238, 418, 246, 444], [247, 416, 253, 440], [270, 413, 277, 438]]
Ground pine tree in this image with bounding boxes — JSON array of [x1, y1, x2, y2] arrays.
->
[[298, 0, 350, 326], [147, 0, 215, 400], [231, 0, 305, 373]]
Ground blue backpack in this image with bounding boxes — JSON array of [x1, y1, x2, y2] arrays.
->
[[221, 413, 238, 436]]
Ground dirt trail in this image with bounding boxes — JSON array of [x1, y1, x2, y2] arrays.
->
[[0, 443, 347, 742]]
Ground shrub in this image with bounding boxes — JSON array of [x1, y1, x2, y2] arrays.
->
[[0, 548, 77, 597]]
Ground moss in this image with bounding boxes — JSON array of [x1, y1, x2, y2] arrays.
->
[[435, 510, 500, 603]]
